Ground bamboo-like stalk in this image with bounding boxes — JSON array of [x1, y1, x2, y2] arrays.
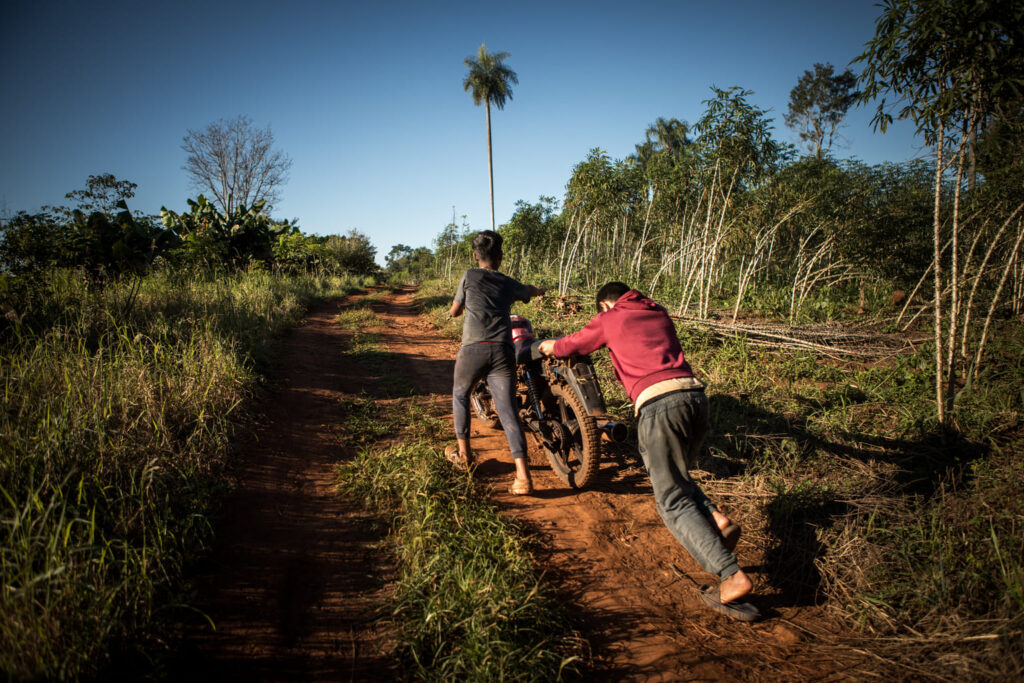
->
[[897, 235, 953, 330], [955, 214, 989, 360], [632, 186, 657, 280], [971, 219, 1024, 383], [959, 205, 1024, 361], [694, 160, 720, 318], [789, 226, 824, 322], [556, 210, 577, 292], [677, 190, 706, 315], [734, 201, 808, 323], [560, 210, 596, 296], [702, 166, 740, 318]]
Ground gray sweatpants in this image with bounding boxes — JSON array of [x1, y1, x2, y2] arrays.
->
[[637, 389, 740, 580]]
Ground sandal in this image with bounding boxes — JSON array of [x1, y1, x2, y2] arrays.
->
[[444, 445, 472, 471], [699, 585, 760, 622], [508, 477, 533, 496]]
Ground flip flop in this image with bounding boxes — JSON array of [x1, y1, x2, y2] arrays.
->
[[508, 477, 534, 496], [444, 445, 472, 471], [699, 585, 760, 622], [720, 523, 741, 553]]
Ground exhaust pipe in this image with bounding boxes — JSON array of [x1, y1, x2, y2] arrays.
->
[[598, 421, 628, 443]]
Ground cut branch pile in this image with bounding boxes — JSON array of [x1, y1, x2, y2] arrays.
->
[[675, 316, 929, 360]]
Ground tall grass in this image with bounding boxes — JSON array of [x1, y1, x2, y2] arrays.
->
[[0, 267, 363, 679]]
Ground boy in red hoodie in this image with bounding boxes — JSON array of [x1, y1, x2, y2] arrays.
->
[[538, 281, 758, 620]]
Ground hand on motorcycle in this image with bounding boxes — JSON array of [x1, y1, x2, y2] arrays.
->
[[538, 339, 557, 357]]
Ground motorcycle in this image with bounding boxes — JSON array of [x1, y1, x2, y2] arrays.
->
[[470, 315, 627, 489]]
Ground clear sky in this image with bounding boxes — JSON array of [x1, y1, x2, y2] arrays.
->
[[1, 0, 923, 263]]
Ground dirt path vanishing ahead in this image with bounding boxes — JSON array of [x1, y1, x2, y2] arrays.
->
[[178, 289, 870, 681]]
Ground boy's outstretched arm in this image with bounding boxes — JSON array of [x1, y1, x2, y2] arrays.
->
[[527, 285, 546, 299], [539, 315, 607, 358]]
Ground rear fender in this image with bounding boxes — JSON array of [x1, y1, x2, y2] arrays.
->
[[547, 356, 607, 416]]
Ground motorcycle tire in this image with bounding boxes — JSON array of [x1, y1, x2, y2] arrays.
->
[[545, 383, 601, 489], [469, 379, 501, 429]]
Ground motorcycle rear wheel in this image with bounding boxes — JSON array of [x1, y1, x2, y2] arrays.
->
[[545, 383, 601, 488]]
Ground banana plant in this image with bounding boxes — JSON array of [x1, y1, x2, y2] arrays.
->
[[161, 195, 290, 269]]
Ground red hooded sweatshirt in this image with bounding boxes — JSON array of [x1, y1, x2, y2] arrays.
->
[[551, 290, 694, 402]]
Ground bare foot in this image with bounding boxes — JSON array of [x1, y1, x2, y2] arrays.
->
[[719, 569, 753, 604], [456, 438, 472, 461], [509, 476, 533, 495], [710, 510, 741, 552], [711, 509, 732, 531]]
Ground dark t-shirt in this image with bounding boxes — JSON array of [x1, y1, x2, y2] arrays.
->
[[454, 268, 531, 346]]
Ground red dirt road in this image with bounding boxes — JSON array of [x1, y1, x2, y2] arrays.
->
[[180, 289, 870, 681], [174, 296, 397, 681]]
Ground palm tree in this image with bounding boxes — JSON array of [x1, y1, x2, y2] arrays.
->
[[463, 43, 518, 231], [644, 117, 691, 165]]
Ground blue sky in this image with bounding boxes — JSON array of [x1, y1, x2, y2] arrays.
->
[[0, 0, 923, 263]]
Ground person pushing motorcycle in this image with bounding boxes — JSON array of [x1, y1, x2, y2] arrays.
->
[[538, 282, 759, 621], [447, 230, 545, 495]]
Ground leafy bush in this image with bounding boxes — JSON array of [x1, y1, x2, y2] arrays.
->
[[160, 195, 290, 270]]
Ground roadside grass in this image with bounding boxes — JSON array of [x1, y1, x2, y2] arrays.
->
[[0, 267, 363, 679], [414, 276, 1024, 678], [336, 395, 583, 681]]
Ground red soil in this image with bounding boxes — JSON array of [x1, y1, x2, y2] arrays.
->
[[178, 289, 868, 681]]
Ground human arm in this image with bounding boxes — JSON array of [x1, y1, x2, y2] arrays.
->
[[539, 314, 607, 358], [450, 272, 467, 318], [508, 276, 543, 303]]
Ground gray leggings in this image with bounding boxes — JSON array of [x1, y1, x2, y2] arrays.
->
[[452, 343, 527, 459]]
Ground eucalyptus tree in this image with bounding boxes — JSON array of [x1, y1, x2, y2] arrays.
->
[[463, 44, 518, 231], [501, 196, 561, 276], [682, 87, 784, 317], [628, 118, 696, 287], [856, 0, 1024, 425], [784, 63, 859, 159], [560, 150, 645, 293]]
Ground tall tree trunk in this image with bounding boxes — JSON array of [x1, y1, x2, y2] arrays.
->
[[486, 100, 495, 231], [945, 127, 968, 416], [932, 119, 946, 427]]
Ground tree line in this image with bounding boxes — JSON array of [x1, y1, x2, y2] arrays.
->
[[0, 116, 379, 321], [406, 0, 1023, 429]]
